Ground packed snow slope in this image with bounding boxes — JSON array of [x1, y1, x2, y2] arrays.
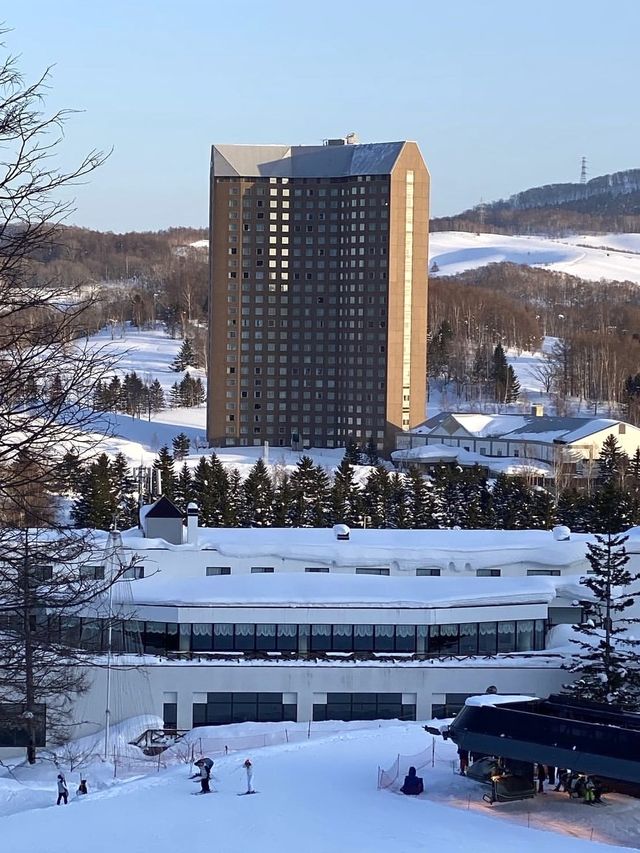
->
[[1, 723, 638, 853], [430, 231, 640, 283]]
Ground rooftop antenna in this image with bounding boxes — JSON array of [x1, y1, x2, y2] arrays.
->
[[580, 156, 588, 184]]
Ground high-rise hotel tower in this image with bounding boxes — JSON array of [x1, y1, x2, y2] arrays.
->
[[207, 138, 429, 455]]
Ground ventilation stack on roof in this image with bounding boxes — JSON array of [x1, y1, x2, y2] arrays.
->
[[333, 524, 350, 541], [186, 502, 199, 546]]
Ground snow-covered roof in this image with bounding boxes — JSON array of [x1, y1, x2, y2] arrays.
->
[[212, 141, 408, 178], [391, 443, 552, 476], [94, 525, 590, 571], [414, 412, 631, 446], [464, 694, 537, 707], [122, 572, 562, 609]]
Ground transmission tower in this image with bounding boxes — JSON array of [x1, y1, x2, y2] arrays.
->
[[580, 156, 588, 184]]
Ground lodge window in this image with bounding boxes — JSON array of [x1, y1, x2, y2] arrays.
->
[[193, 692, 297, 727], [62, 617, 548, 657], [313, 692, 415, 722], [432, 693, 472, 720], [206, 566, 231, 576]]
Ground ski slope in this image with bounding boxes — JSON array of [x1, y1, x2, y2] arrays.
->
[[429, 231, 640, 283], [1, 722, 637, 853]]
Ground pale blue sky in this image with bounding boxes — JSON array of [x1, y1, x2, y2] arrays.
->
[[8, 0, 640, 232]]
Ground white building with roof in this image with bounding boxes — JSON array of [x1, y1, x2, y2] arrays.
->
[[393, 410, 640, 480], [65, 572, 581, 737]]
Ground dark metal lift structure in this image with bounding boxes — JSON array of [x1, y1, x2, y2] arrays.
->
[[432, 693, 640, 798]]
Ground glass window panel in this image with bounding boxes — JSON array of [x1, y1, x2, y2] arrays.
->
[[459, 623, 478, 655], [311, 624, 331, 652], [395, 625, 416, 652], [516, 620, 535, 652], [535, 619, 547, 650], [255, 624, 276, 651], [374, 625, 395, 652], [213, 623, 233, 651], [332, 624, 352, 652], [353, 624, 374, 651], [234, 623, 256, 651], [192, 623, 213, 651], [277, 624, 297, 651], [497, 621, 516, 653], [478, 622, 497, 655]]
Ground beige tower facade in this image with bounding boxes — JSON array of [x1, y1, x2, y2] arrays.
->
[[207, 139, 429, 456]]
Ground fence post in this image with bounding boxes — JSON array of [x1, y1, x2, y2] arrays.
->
[[157, 750, 161, 773], [285, 729, 289, 743], [307, 720, 311, 739], [431, 737, 435, 767], [113, 746, 117, 779]]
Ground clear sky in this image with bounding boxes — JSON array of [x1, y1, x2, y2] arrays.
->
[[7, 0, 640, 232]]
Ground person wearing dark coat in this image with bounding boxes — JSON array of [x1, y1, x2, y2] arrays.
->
[[400, 766, 424, 795], [457, 748, 469, 776], [77, 779, 88, 796], [536, 763, 547, 794]]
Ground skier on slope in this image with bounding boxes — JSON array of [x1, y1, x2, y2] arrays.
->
[[191, 758, 213, 794], [243, 758, 255, 794]]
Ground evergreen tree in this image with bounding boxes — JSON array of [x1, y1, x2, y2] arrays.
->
[[362, 466, 393, 527], [330, 459, 362, 526], [528, 487, 555, 530], [169, 382, 182, 408], [172, 432, 191, 461], [492, 343, 509, 403], [192, 456, 216, 526], [71, 454, 115, 530], [153, 446, 176, 499], [243, 459, 275, 526], [289, 455, 330, 527], [110, 452, 138, 528], [388, 473, 411, 529], [364, 437, 379, 466], [105, 376, 122, 411], [343, 436, 362, 466], [404, 466, 441, 529], [148, 379, 166, 413], [171, 338, 199, 371], [505, 365, 521, 403], [490, 474, 534, 529], [57, 449, 84, 494], [596, 434, 628, 488], [273, 473, 294, 527], [556, 488, 591, 533], [627, 447, 640, 523], [174, 463, 194, 511], [122, 371, 146, 417], [208, 452, 231, 526], [226, 468, 247, 527], [564, 531, 640, 709]]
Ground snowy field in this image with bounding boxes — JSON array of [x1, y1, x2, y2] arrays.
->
[[1, 720, 638, 853], [430, 231, 640, 283]]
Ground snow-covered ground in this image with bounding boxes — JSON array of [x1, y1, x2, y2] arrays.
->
[[430, 231, 640, 283], [1, 720, 638, 853]]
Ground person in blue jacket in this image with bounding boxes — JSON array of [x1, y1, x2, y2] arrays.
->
[[400, 766, 424, 795]]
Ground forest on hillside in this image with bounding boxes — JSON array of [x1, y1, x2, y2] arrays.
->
[[429, 263, 640, 417]]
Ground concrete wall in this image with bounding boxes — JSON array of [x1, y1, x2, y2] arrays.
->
[[73, 657, 570, 736]]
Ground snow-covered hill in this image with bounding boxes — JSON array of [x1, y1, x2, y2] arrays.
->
[[1, 721, 637, 853], [429, 231, 640, 283]]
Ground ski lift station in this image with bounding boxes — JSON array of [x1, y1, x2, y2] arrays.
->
[[4, 498, 640, 756]]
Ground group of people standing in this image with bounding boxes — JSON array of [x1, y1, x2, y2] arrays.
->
[[55, 774, 88, 805], [192, 757, 255, 795]]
